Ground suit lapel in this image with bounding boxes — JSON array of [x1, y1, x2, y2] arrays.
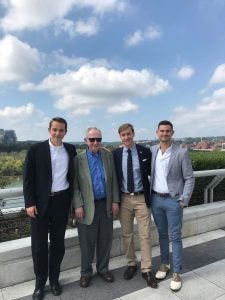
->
[[151, 145, 160, 172], [80, 151, 92, 186], [167, 143, 177, 174], [43, 140, 52, 177]]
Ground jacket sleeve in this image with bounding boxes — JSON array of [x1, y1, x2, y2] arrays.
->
[[181, 150, 195, 205], [23, 146, 36, 208], [110, 153, 120, 203]]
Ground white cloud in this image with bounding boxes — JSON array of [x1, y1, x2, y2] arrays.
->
[[209, 63, 225, 85], [73, 0, 127, 14], [0, 0, 127, 32], [125, 25, 161, 47], [0, 102, 36, 118], [54, 17, 99, 37], [0, 0, 75, 32], [53, 52, 110, 69], [107, 100, 138, 114], [172, 87, 225, 136], [0, 35, 40, 82], [173, 65, 195, 80], [19, 65, 170, 116]]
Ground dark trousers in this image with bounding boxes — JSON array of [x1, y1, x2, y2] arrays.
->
[[77, 201, 113, 277], [30, 192, 70, 286]]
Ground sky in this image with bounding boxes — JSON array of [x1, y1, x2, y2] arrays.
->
[[1, 0, 225, 142]]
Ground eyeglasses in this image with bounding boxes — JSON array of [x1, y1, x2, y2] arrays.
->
[[87, 137, 102, 142]]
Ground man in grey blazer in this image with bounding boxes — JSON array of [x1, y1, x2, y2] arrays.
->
[[72, 127, 119, 288], [150, 120, 195, 291]]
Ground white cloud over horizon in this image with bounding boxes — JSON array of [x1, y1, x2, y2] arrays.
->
[[0, 103, 49, 140], [172, 86, 225, 136]]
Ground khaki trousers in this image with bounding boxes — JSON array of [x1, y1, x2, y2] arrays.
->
[[119, 193, 152, 272]]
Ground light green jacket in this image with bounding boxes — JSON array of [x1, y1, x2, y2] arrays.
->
[[72, 149, 120, 225]]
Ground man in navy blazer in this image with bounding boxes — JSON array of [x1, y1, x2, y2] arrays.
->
[[23, 117, 76, 300], [113, 123, 157, 288]]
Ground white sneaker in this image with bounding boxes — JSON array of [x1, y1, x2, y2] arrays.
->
[[155, 264, 170, 279], [170, 273, 182, 291]]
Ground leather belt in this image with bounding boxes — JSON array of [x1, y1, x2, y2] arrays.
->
[[49, 189, 68, 197], [122, 191, 144, 196], [152, 190, 170, 198]]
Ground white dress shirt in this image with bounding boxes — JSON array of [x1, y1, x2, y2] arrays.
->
[[49, 140, 69, 192], [152, 146, 171, 193]]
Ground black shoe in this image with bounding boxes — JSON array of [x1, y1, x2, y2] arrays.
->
[[142, 271, 158, 288], [124, 266, 137, 280], [50, 281, 62, 296], [32, 287, 44, 300]]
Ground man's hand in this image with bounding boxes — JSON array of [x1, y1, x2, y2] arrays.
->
[[75, 207, 84, 220], [26, 205, 38, 218], [111, 203, 119, 219]]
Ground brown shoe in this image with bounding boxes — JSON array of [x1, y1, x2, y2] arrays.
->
[[98, 271, 114, 283], [80, 276, 91, 288]]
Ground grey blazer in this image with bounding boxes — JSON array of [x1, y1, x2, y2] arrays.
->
[[150, 143, 195, 206], [72, 149, 120, 225]]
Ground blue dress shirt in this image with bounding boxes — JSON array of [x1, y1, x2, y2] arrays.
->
[[86, 149, 106, 200]]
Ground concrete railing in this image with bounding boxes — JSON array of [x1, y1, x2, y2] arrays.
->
[[1, 201, 225, 288], [1, 169, 225, 288]]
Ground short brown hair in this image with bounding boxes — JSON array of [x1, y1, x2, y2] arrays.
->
[[49, 117, 67, 131], [118, 123, 134, 134], [158, 120, 173, 130]]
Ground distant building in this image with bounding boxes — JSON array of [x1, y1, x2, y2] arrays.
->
[[0, 129, 4, 144], [0, 129, 17, 144]]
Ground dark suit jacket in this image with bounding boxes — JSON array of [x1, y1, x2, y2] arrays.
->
[[113, 144, 151, 207], [23, 140, 76, 217]]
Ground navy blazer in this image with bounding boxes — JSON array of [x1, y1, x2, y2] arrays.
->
[[113, 144, 151, 207], [23, 140, 76, 216]]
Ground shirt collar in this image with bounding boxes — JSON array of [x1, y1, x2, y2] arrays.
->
[[49, 139, 64, 150], [123, 144, 136, 153], [86, 148, 100, 157]]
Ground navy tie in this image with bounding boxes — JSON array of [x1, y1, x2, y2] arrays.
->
[[127, 149, 134, 193]]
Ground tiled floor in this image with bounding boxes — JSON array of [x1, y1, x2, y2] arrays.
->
[[2, 229, 225, 300]]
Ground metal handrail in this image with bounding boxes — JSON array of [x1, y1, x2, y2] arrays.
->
[[1, 169, 225, 207]]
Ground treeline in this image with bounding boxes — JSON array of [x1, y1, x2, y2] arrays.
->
[[0, 148, 225, 178], [190, 151, 225, 170]]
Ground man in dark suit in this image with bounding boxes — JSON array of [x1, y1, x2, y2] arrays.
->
[[23, 117, 76, 300], [113, 123, 157, 288]]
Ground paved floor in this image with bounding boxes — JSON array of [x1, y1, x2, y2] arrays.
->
[[1, 229, 225, 300]]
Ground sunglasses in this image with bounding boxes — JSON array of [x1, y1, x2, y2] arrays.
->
[[87, 137, 102, 142]]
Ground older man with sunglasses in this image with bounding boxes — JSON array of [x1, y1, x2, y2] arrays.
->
[[72, 127, 120, 288]]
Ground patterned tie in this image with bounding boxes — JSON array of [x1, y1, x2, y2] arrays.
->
[[127, 149, 134, 193]]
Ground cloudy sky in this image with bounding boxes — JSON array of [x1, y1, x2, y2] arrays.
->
[[1, 0, 225, 142]]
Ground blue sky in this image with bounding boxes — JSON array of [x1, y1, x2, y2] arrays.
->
[[1, 0, 225, 142]]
